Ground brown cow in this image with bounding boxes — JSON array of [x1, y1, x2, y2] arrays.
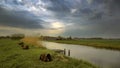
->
[[18, 42, 25, 48], [39, 54, 48, 62], [18, 42, 24, 46], [39, 53, 52, 62], [23, 45, 29, 50], [46, 54, 52, 61]]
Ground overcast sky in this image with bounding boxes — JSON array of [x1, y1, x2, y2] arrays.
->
[[0, 0, 120, 38]]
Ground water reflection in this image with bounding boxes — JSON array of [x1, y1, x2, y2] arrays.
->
[[42, 41, 120, 68]]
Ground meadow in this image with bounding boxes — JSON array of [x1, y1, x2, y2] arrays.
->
[[0, 39, 97, 68], [49, 39, 120, 50]]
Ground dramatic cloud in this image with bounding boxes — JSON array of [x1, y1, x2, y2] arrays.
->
[[0, 4, 44, 29], [0, 0, 120, 38]]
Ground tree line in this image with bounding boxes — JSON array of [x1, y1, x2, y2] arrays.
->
[[0, 34, 25, 40]]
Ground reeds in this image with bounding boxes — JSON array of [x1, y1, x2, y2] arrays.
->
[[21, 36, 43, 47]]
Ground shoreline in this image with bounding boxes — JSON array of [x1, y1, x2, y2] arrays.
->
[[47, 39, 120, 51]]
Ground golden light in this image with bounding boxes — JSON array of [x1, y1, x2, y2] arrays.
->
[[51, 22, 65, 29], [44, 22, 65, 35]]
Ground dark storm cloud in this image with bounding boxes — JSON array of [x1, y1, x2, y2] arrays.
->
[[0, 5, 44, 29], [90, 12, 104, 20], [43, 0, 120, 38], [45, 0, 73, 12]]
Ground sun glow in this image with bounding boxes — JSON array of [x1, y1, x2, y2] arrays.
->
[[43, 22, 66, 35], [51, 22, 65, 29]]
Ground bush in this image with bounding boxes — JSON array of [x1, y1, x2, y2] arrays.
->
[[11, 34, 25, 40]]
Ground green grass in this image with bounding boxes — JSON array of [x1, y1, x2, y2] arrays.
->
[[49, 39, 120, 50], [0, 39, 97, 68]]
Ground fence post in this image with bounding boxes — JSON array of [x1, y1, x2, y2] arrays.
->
[[64, 49, 66, 55], [68, 49, 70, 56]]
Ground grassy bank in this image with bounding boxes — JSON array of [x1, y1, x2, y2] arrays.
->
[[0, 39, 97, 68], [48, 39, 120, 50]]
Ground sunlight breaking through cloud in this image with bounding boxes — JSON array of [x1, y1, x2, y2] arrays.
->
[[0, 0, 120, 38]]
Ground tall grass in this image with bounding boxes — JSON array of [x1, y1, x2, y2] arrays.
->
[[21, 36, 43, 47]]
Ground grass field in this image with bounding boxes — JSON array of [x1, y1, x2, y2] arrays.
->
[[48, 39, 120, 50], [0, 39, 97, 68]]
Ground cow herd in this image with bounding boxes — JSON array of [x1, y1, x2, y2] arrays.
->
[[18, 42, 29, 50], [18, 42, 52, 62]]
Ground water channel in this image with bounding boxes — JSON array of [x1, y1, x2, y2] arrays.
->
[[42, 41, 120, 68]]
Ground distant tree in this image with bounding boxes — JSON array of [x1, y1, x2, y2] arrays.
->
[[89, 37, 103, 40], [0, 36, 5, 39], [67, 36, 72, 40], [57, 36, 63, 40], [6, 36, 10, 38], [0, 36, 10, 39], [11, 34, 25, 40]]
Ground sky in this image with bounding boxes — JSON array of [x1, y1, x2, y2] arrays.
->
[[0, 0, 120, 38]]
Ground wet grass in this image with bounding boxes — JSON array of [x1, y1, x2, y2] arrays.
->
[[0, 39, 97, 68], [49, 39, 120, 51]]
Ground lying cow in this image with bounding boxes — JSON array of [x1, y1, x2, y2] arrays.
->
[[18, 42, 24, 46], [39, 53, 52, 62], [22, 45, 29, 50], [47, 54, 52, 61]]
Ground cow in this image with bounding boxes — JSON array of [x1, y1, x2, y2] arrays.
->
[[23, 45, 29, 50], [46, 54, 52, 61], [39, 53, 52, 62], [18, 42, 24, 46]]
